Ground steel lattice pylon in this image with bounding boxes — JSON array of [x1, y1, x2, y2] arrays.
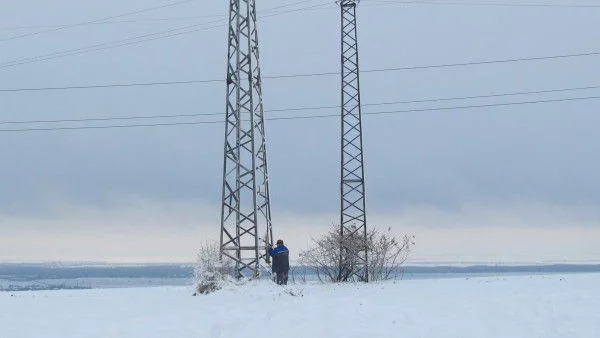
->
[[220, 0, 273, 278], [339, 0, 368, 282]]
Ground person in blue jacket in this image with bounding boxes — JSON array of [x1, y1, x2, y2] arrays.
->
[[268, 239, 290, 285]]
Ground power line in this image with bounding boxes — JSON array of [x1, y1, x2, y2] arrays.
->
[[363, 95, 600, 117], [2, 0, 596, 33], [0, 112, 222, 125], [1, 1, 596, 70], [363, 0, 600, 8], [0, 20, 226, 69], [361, 83, 600, 106], [0, 120, 222, 132], [359, 51, 600, 73], [3, 83, 600, 125], [2, 50, 600, 92], [259, 49, 600, 77], [0, 2, 333, 70], [0, 0, 197, 43], [2, 94, 599, 133], [0, 79, 223, 93], [0, 0, 326, 33], [1, 1, 595, 71], [264, 0, 329, 11], [0, 16, 223, 32]]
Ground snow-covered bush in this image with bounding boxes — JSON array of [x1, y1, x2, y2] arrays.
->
[[193, 242, 235, 295], [298, 225, 414, 283]]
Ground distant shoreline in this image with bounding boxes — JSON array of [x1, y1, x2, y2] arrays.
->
[[3, 263, 600, 291], [2, 262, 600, 281], [2, 259, 600, 267]]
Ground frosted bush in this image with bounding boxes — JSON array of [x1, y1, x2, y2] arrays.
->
[[299, 225, 414, 282], [193, 242, 235, 295]]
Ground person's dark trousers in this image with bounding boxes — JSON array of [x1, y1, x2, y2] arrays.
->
[[276, 271, 289, 285]]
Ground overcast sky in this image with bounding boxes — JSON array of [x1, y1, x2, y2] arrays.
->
[[1, 0, 599, 264]]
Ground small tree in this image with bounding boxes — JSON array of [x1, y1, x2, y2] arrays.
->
[[299, 225, 414, 283], [193, 242, 235, 295]]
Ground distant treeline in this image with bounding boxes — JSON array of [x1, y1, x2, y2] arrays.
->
[[2, 263, 599, 281], [291, 264, 600, 277], [2, 284, 92, 292], [0, 264, 194, 281], [402, 264, 600, 274]]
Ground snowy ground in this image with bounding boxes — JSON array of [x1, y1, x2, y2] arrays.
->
[[1, 273, 599, 338]]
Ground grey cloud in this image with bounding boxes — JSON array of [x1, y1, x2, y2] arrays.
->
[[1, 0, 600, 217]]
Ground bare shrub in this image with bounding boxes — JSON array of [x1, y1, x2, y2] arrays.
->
[[298, 226, 350, 283], [299, 225, 414, 283], [193, 242, 235, 295], [367, 227, 414, 281]]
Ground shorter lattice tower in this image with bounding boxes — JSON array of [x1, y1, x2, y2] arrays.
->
[[339, 0, 368, 282]]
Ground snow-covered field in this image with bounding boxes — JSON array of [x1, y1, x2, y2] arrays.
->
[[1, 273, 599, 338]]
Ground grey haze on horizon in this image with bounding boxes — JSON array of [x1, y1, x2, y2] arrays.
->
[[1, 0, 599, 263]]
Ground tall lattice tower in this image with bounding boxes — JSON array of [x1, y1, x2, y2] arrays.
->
[[220, 0, 273, 278], [339, 0, 368, 282]]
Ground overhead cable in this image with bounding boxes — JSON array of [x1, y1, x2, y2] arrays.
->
[[2, 83, 600, 125], [2, 94, 599, 133], [0, 0, 197, 42], [2, 50, 599, 91]]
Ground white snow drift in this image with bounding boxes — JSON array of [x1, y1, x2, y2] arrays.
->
[[1, 273, 599, 338]]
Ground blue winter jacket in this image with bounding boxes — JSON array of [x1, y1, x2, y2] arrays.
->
[[268, 245, 290, 273]]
